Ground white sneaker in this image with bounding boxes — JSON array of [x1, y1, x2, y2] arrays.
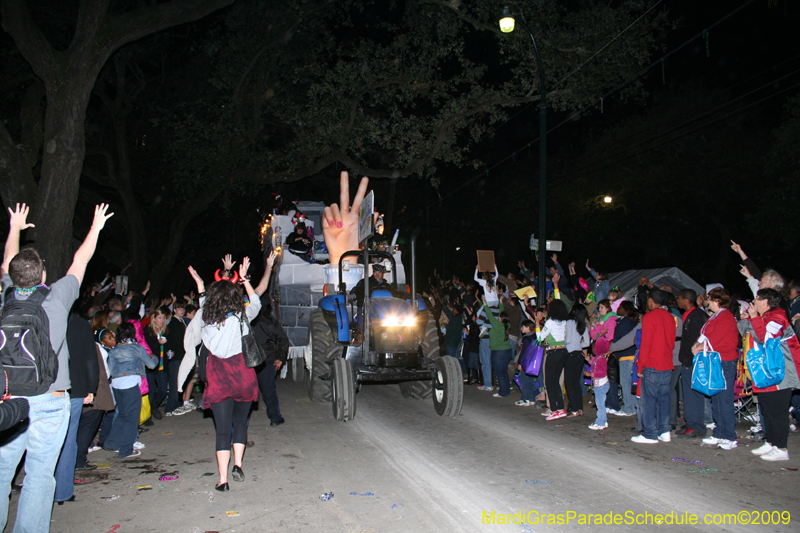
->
[[185, 400, 198, 410], [88, 445, 102, 453], [702, 436, 722, 446], [706, 422, 716, 429], [631, 435, 658, 444], [718, 439, 738, 450], [751, 442, 776, 456], [172, 405, 190, 416], [588, 423, 608, 430], [749, 423, 762, 433], [606, 408, 618, 415], [614, 411, 635, 417], [515, 400, 532, 406], [760, 448, 790, 462], [133, 441, 145, 450], [658, 432, 671, 442]]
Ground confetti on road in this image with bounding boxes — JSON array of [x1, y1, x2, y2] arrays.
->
[[137, 485, 152, 490], [392, 503, 404, 509], [349, 492, 375, 496], [320, 492, 334, 501], [226, 511, 240, 517], [672, 457, 703, 465], [525, 480, 552, 485], [102, 495, 120, 501], [159, 475, 179, 481], [687, 469, 718, 473]]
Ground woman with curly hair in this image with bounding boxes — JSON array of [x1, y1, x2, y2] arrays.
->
[[188, 258, 261, 492]]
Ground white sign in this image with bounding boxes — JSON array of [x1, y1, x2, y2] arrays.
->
[[529, 235, 562, 252]]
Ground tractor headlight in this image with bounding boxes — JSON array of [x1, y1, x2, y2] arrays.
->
[[382, 316, 416, 327]]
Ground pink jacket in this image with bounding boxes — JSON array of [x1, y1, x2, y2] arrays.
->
[[589, 315, 618, 345], [129, 319, 153, 356]]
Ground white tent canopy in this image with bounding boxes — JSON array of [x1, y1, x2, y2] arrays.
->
[[608, 267, 704, 306]]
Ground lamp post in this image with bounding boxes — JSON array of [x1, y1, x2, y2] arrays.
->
[[500, 6, 548, 304]]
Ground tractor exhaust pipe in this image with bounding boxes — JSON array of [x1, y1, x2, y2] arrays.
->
[[410, 227, 421, 311]]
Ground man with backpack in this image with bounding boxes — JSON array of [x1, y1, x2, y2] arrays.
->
[[0, 203, 112, 532]]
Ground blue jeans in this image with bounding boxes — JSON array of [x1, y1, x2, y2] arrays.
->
[[98, 409, 116, 446], [147, 368, 168, 411], [467, 351, 480, 370], [605, 382, 621, 411], [479, 338, 492, 388], [640, 368, 671, 440], [104, 387, 141, 458], [519, 372, 539, 402], [618, 359, 638, 415], [710, 359, 737, 441], [166, 359, 183, 413], [593, 381, 610, 426], [0, 392, 70, 533], [680, 365, 706, 435], [54, 397, 84, 502], [491, 349, 513, 397]]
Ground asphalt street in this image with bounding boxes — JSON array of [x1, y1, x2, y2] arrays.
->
[[15, 377, 800, 533]]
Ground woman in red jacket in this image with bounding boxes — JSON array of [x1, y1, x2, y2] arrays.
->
[[739, 288, 800, 462], [691, 288, 739, 450]]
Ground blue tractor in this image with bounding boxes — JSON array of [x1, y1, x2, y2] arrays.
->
[[306, 229, 463, 421]]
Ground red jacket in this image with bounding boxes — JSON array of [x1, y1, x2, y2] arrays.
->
[[701, 309, 739, 361], [638, 308, 676, 371]]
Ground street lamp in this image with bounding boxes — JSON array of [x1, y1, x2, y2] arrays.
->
[[500, 6, 548, 303]]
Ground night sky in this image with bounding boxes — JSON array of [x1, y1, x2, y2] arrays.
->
[[1, 0, 798, 299]]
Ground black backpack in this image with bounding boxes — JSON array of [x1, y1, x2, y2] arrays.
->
[[0, 286, 60, 396]]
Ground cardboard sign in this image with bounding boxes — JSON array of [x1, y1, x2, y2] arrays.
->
[[476, 250, 495, 272], [514, 286, 537, 299]]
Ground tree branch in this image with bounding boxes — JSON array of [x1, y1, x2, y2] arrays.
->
[[0, 119, 38, 206], [105, 0, 235, 54], [0, 0, 63, 87]]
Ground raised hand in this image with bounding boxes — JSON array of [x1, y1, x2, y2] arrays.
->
[[322, 171, 370, 266], [187, 267, 205, 293], [222, 254, 236, 271], [730, 240, 747, 260], [239, 256, 251, 279], [91, 204, 114, 231], [7, 203, 35, 230], [266, 250, 278, 270]]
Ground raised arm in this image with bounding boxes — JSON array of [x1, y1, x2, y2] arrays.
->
[[240, 258, 262, 321], [67, 204, 114, 284], [253, 250, 278, 297], [2, 203, 35, 276]]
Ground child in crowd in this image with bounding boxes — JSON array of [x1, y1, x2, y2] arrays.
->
[[586, 346, 610, 430], [515, 320, 541, 406]]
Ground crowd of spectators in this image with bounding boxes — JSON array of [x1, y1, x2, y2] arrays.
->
[[420, 246, 800, 462]]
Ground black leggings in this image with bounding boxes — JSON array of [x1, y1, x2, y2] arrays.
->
[[564, 350, 585, 412], [211, 399, 251, 451], [544, 348, 568, 411], [758, 389, 793, 449]]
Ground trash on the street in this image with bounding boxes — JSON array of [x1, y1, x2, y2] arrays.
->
[[320, 492, 334, 501], [201, 473, 215, 476], [525, 480, 552, 485], [781, 467, 798, 471], [605, 442, 618, 445], [349, 491, 375, 496], [159, 475, 179, 481], [392, 503, 404, 509], [105, 526, 121, 533], [102, 495, 120, 501], [687, 468, 718, 473], [189, 528, 202, 533], [137, 485, 152, 490], [672, 457, 703, 465], [226, 511, 240, 517], [163, 432, 173, 435], [95, 462, 111, 469]]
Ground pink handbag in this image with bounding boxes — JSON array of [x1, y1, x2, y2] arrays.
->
[[139, 375, 149, 395]]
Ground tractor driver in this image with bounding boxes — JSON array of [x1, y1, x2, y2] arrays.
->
[[350, 264, 391, 307]]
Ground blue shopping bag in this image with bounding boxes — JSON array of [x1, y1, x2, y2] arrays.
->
[[746, 338, 785, 389], [691, 342, 726, 396]]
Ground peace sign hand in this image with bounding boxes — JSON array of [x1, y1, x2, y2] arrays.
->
[[322, 171, 370, 266]]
